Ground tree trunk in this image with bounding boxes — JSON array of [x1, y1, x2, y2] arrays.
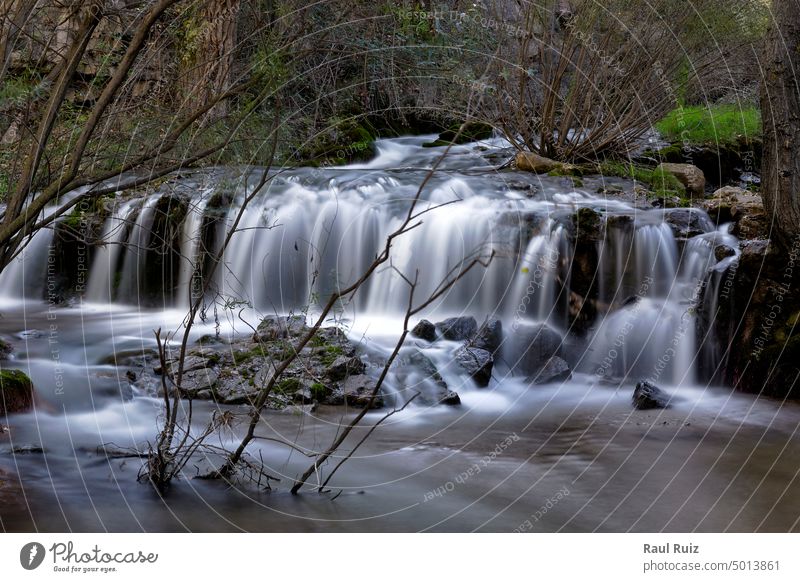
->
[[760, 0, 800, 249], [180, 0, 240, 121]]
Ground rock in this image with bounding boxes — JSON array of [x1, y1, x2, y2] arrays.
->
[[656, 163, 706, 195], [703, 187, 767, 239], [411, 319, 437, 342], [213, 373, 256, 405], [714, 244, 737, 261], [435, 316, 477, 341], [0, 339, 12, 360], [528, 356, 572, 385], [664, 208, 712, 238], [508, 323, 564, 375], [472, 318, 503, 354], [325, 355, 366, 381], [632, 380, 674, 410], [342, 375, 384, 408], [455, 346, 493, 387], [99, 348, 158, 368], [403, 351, 460, 406], [516, 151, 562, 173], [179, 366, 220, 397], [0, 369, 34, 415], [256, 315, 308, 341], [438, 390, 461, 405]]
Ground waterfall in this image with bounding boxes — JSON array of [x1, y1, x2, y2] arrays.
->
[[85, 200, 138, 303]]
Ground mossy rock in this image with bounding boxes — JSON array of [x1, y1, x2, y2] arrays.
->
[[296, 119, 377, 165], [0, 369, 34, 415]]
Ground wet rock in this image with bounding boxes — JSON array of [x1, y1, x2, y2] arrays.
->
[[435, 316, 478, 341], [664, 208, 712, 238], [528, 356, 572, 385], [657, 162, 706, 196], [437, 390, 461, 405], [714, 244, 737, 261], [702, 187, 767, 239], [632, 381, 673, 410], [178, 366, 220, 397], [472, 318, 503, 354], [403, 351, 460, 406], [342, 375, 383, 408], [508, 323, 564, 375], [516, 151, 561, 173], [0, 339, 12, 360], [99, 348, 158, 368], [0, 369, 34, 415], [325, 355, 366, 381], [411, 319, 437, 342], [455, 346, 493, 387]]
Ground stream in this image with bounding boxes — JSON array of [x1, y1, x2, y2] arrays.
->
[[1, 136, 799, 532]]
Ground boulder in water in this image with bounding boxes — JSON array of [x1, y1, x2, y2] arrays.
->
[[528, 356, 572, 385], [664, 208, 711, 239], [403, 350, 461, 406], [411, 319, 437, 342], [632, 381, 673, 410], [435, 316, 477, 341], [0, 369, 34, 415], [455, 346, 493, 387], [508, 322, 564, 375], [472, 318, 503, 354]]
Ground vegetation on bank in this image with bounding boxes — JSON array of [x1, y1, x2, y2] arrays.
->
[[655, 104, 762, 144]]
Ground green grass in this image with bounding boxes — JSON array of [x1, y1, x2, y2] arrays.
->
[[655, 104, 761, 144]]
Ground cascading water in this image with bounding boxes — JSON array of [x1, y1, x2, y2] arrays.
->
[[1, 136, 735, 389]]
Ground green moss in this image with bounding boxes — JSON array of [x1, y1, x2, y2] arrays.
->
[[310, 382, 329, 400], [596, 161, 685, 195], [320, 345, 344, 366], [655, 104, 761, 144], [233, 346, 266, 365]]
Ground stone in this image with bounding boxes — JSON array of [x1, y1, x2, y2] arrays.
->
[[411, 319, 437, 342], [528, 356, 572, 385], [342, 375, 384, 408], [325, 355, 366, 381], [0, 369, 34, 415], [256, 315, 308, 341], [516, 151, 562, 173], [455, 346, 493, 387], [435, 316, 478, 341], [403, 351, 460, 406], [714, 244, 737, 261], [703, 187, 767, 239], [472, 318, 503, 354], [508, 322, 564, 375], [664, 208, 712, 238], [632, 380, 674, 410], [656, 163, 706, 195], [0, 339, 12, 360]]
